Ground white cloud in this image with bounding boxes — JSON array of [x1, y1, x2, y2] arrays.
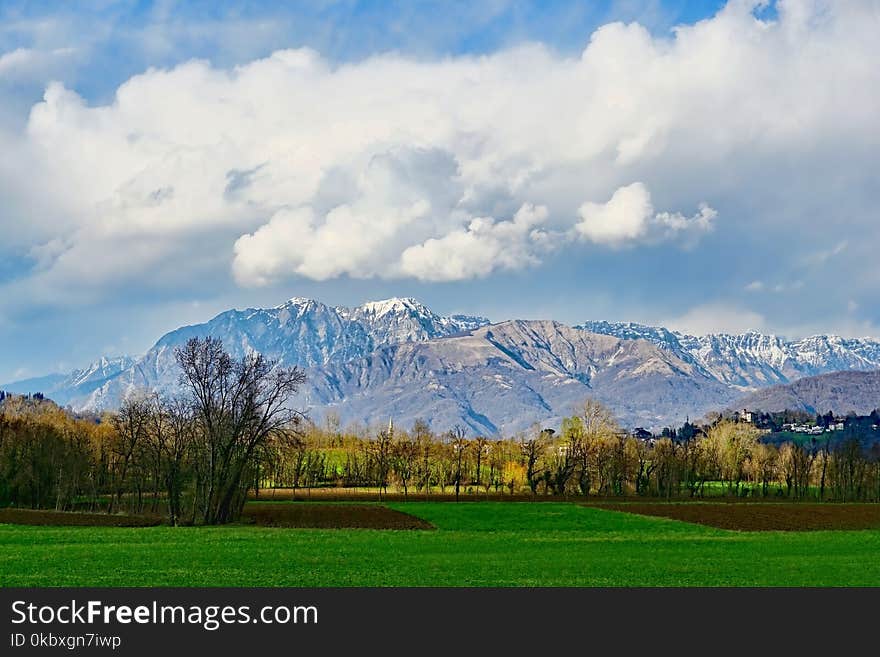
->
[[0, 48, 35, 74], [575, 183, 653, 245], [653, 204, 716, 242], [574, 182, 714, 247], [398, 204, 552, 281], [745, 279, 805, 294], [233, 163, 557, 284], [232, 147, 468, 284], [0, 47, 77, 82], [1, 0, 879, 306], [772, 280, 804, 293], [802, 240, 848, 267]]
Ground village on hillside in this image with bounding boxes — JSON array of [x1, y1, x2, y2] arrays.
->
[[629, 408, 880, 447]]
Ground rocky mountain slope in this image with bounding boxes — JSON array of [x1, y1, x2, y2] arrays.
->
[[732, 370, 880, 416], [5, 298, 879, 434], [5, 297, 488, 413], [578, 321, 880, 388], [3, 356, 136, 408], [302, 320, 737, 434]]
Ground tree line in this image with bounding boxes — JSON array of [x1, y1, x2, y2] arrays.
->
[[0, 337, 305, 525], [268, 400, 880, 502], [3, 342, 880, 524]]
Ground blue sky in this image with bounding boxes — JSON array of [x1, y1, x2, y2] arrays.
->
[[0, 1, 735, 123], [1, 0, 878, 382]]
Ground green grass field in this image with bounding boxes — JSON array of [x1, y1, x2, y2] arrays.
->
[[3, 502, 880, 586]]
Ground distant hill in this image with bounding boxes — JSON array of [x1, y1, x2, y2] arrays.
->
[[733, 370, 880, 415]]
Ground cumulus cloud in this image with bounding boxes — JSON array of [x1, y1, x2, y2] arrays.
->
[[574, 182, 714, 247], [574, 183, 653, 245], [1, 0, 879, 310], [232, 151, 557, 284], [232, 146, 467, 284], [398, 204, 553, 281]]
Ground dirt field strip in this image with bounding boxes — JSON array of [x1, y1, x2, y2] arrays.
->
[[586, 503, 880, 531], [240, 503, 435, 529], [0, 504, 434, 529], [0, 508, 162, 527]]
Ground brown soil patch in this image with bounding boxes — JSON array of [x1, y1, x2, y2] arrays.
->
[[587, 502, 880, 531], [0, 508, 162, 527], [240, 503, 434, 530]]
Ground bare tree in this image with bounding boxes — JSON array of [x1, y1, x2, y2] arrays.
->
[[109, 395, 151, 514], [161, 396, 194, 525], [580, 399, 618, 437], [391, 430, 418, 498], [175, 336, 305, 524], [521, 432, 546, 496], [371, 422, 394, 500], [449, 425, 468, 502], [412, 419, 433, 497], [561, 401, 619, 497], [548, 440, 576, 496], [473, 436, 489, 487]]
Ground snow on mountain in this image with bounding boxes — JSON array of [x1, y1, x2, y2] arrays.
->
[[6, 299, 879, 433], [21, 297, 490, 412], [786, 334, 880, 377], [578, 321, 686, 353], [340, 297, 486, 345], [1, 356, 137, 407], [577, 321, 880, 389], [303, 320, 738, 435]]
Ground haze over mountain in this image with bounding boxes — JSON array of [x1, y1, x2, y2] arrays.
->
[[4, 297, 879, 434]]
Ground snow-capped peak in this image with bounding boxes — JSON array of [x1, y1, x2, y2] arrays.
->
[[14, 297, 877, 421], [580, 320, 880, 388], [279, 296, 321, 309], [355, 297, 429, 317]]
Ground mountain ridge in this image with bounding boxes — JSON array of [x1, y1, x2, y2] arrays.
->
[[577, 320, 880, 388], [4, 297, 491, 412], [4, 298, 879, 433], [302, 319, 738, 434]]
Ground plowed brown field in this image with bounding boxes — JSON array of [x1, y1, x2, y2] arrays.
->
[[240, 503, 434, 529], [588, 502, 880, 531], [0, 508, 162, 527]]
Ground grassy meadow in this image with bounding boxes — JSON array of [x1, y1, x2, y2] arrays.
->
[[3, 502, 880, 587]]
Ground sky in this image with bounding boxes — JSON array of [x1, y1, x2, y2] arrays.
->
[[1, 0, 878, 382]]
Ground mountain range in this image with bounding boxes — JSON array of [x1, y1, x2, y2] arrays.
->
[[4, 297, 880, 434], [578, 321, 880, 388]]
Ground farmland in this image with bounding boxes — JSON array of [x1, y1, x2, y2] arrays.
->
[[586, 502, 880, 531], [3, 502, 880, 587]]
